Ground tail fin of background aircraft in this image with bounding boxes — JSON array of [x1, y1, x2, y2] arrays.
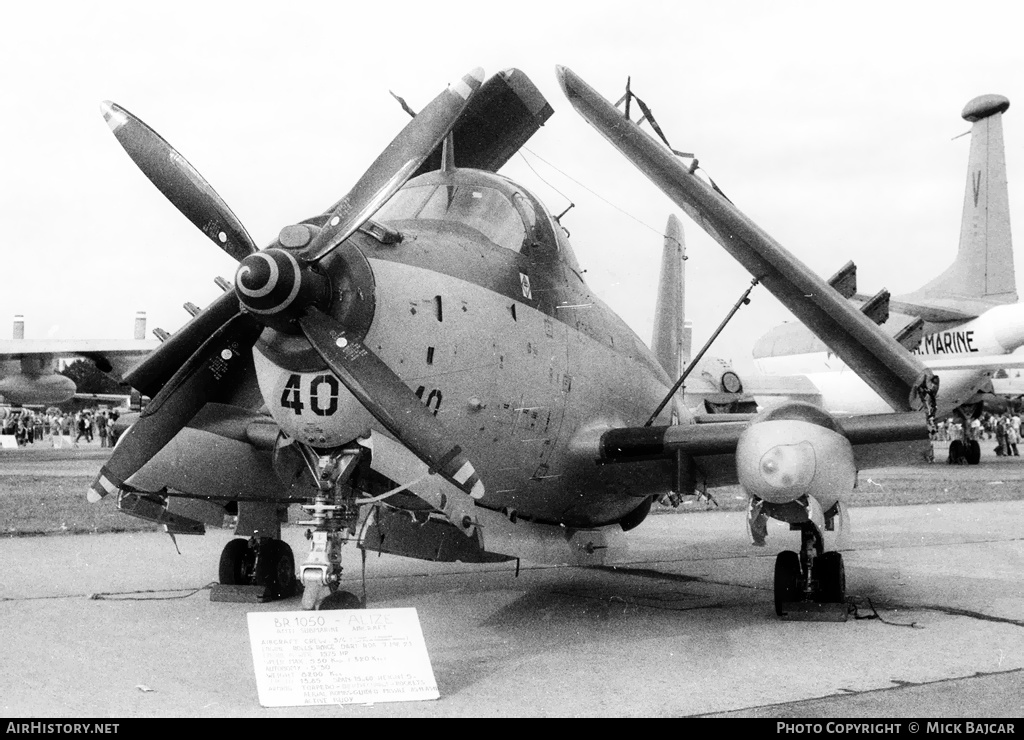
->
[[651, 214, 685, 377], [13, 315, 24, 340], [134, 311, 146, 340], [900, 95, 1015, 314]]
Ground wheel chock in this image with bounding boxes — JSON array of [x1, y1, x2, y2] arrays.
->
[[210, 584, 273, 603], [777, 601, 848, 622]]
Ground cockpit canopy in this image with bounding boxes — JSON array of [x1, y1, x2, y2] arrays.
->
[[375, 170, 580, 271]]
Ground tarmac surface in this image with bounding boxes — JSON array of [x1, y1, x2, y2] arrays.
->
[[1, 446, 1023, 718]]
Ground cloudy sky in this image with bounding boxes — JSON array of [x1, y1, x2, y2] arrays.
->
[[3, 0, 1022, 372]]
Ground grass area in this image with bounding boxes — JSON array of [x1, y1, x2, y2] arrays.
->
[[0, 475, 159, 536], [3, 461, 1024, 536]]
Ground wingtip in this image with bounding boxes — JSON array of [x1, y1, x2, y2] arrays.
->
[[88, 470, 119, 503], [452, 68, 486, 100], [554, 65, 578, 97], [99, 100, 128, 131]]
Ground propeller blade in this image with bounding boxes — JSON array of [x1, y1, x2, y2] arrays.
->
[[88, 312, 261, 502], [301, 68, 485, 263], [124, 290, 242, 398], [298, 307, 484, 499], [100, 101, 258, 262]]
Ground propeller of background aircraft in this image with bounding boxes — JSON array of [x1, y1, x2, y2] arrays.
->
[[89, 68, 487, 504]]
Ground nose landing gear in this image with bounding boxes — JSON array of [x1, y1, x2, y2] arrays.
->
[[294, 445, 367, 611]]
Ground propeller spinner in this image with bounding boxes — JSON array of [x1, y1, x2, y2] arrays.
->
[[90, 68, 487, 503]]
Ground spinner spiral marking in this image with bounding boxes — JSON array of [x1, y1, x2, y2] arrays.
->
[[235, 249, 303, 315]]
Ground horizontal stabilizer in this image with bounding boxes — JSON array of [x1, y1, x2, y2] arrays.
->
[[828, 261, 857, 299], [742, 374, 824, 398], [869, 297, 979, 322]]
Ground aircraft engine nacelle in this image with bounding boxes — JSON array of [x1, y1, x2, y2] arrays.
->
[[0, 373, 76, 405], [735, 402, 856, 508]]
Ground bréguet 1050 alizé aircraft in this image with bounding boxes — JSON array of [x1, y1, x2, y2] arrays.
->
[[89, 66, 935, 615]]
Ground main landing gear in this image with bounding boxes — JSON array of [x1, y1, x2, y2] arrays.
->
[[947, 438, 981, 465], [947, 405, 982, 465], [213, 444, 369, 609], [218, 535, 297, 600], [774, 522, 846, 617]]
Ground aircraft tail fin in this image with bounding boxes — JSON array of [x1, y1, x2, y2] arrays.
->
[[904, 95, 1015, 311], [652, 214, 685, 378], [134, 311, 146, 340], [13, 315, 24, 340]]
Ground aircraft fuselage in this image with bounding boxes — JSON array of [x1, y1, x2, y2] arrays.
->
[[252, 169, 681, 528], [755, 304, 1024, 415]]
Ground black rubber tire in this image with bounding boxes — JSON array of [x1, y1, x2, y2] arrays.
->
[[218, 538, 254, 585], [774, 550, 802, 616], [816, 551, 846, 604], [256, 539, 297, 599], [317, 590, 364, 610], [948, 440, 966, 465], [966, 440, 982, 465]]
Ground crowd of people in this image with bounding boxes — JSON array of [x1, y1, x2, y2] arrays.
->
[[0, 407, 121, 448], [932, 411, 1022, 457]]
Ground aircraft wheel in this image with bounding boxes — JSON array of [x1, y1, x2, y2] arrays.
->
[[774, 550, 802, 616], [948, 440, 966, 465], [218, 538, 255, 585], [816, 551, 846, 604], [317, 590, 364, 610], [966, 440, 982, 465], [256, 539, 297, 599], [302, 579, 328, 611]]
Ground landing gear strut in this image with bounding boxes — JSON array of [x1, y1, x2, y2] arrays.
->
[[294, 444, 366, 611], [773, 522, 845, 616]]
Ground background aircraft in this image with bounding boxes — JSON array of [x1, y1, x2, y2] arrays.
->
[[747, 94, 1024, 464], [650, 214, 755, 416], [87, 67, 932, 618], [0, 313, 157, 406]]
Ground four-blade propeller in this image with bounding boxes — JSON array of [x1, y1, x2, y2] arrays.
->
[[89, 68, 487, 504]]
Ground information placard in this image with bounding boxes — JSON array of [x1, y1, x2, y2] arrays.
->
[[247, 608, 439, 706]]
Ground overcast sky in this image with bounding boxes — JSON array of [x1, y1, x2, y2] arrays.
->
[[3, 0, 1022, 372]]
